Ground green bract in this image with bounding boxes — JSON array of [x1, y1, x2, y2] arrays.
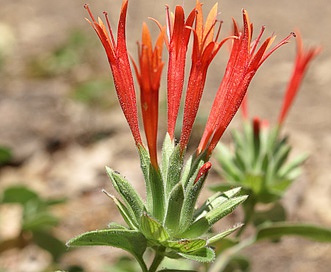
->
[[67, 134, 246, 269]]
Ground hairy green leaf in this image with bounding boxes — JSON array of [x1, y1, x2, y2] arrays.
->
[[166, 145, 184, 196], [67, 229, 147, 257], [103, 190, 137, 229], [167, 238, 206, 253], [164, 183, 184, 234], [179, 160, 206, 231], [148, 164, 165, 221], [140, 212, 169, 243], [205, 195, 247, 226], [194, 188, 242, 221], [207, 224, 244, 245], [106, 167, 145, 222], [179, 247, 215, 263]]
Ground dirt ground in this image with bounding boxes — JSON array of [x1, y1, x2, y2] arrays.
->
[[0, 0, 330, 271]]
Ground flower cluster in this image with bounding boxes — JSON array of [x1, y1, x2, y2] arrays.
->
[[84, 0, 293, 164], [214, 31, 320, 212], [68, 1, 299, 270]]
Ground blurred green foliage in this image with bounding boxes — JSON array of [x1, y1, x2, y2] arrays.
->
[[206, 121, 331, 271], [0, 185, 66, 262], [27, 29, 117, 109], [0, 146, 12, 166], [28, 30, 88, 78], [71, 79, 116, 108]]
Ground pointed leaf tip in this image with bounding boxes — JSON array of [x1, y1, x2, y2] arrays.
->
[[105, 167, 145, 223]]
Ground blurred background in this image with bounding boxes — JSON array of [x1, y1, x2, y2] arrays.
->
[[0, 0, 330, 271]]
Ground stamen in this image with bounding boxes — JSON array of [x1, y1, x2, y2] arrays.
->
[[148, 17, 169, 50], [262, 32, 295, 63], [214, 20, 223, 43], [201, 19, 218, 50], [165, 5, 172, 40], [84, 4, 96, 22], [103, 11, 116, 47], [251, 25, 266, 56]]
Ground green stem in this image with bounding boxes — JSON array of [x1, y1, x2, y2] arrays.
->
[[149, 247, 165, 272], [135, 254, 148, 272], [236, 196, 256, 237], [209, 237, 255, 272], [210, 196, 257, 272]]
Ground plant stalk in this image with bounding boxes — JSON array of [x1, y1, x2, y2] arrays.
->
[[149, 247, 165, 272], [209, 237, 255, 272], [135, 254, 148, 272], [236, 196, 256, 237]]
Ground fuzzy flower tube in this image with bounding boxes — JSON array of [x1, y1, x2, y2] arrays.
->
[[67, 1, 296, 271]]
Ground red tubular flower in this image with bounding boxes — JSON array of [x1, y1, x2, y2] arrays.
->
[[252, 116, 262, 138], [278, 32, 321, 125], [165, 5, 196, 140], [179, 1, 232, 151], [252, 116, 269, 140], [194, 161, 212, 184], [198, 10, 294, 157], [84, 1, 142, 146], [132, 23, 164, 168]]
